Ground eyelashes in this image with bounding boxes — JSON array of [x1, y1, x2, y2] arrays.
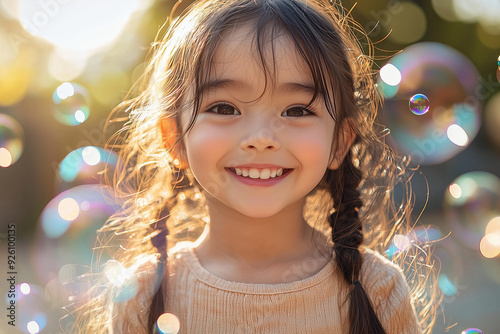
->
[[204, 102, 316, 117]]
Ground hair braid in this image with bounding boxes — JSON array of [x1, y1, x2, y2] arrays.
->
[[327, 152, 386, 334]]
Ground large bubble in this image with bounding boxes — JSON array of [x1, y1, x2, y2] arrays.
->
[[52, 82, 91, 126], [444, 172, 500, 250], [33, 185, 121, 283], [0, 113, 24, 167], [378, 42, 481, 165], [57, 146, 118, 192]]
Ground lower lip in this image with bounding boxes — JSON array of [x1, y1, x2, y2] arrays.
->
[[225, 169, 291, 187]]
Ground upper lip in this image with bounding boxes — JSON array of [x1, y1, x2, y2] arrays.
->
[[227, 164, 291, 169]]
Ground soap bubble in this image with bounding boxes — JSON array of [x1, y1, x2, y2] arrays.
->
[[409, 94, 430, 115], [52, 82, 90, 126], [497, 55, 500, 83], [378, 42, 481, 165], [33, 185, 121, 283], [444, 172, 500, 250], [0, 113, 24, 167], [57, 146, 118, 192], [156, 313, 180, 334], [462, 329, 483, 334]]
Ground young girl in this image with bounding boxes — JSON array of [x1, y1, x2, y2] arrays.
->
[[75, 0, 440, 333]]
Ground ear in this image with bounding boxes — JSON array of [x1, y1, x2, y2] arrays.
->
[[328, 119, 356, 170], [159, 117, 189, 169]]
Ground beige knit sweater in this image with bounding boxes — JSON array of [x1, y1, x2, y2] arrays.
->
[[112, 242, 422, 333]]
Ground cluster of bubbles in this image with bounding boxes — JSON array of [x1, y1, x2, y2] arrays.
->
[[0, 113, 24, 167], [378, 42, 481, 165], [52, 82, 91, 126]]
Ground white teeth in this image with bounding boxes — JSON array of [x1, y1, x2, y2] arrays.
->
[[260, 169, 271, 179], [249, 168, 260, 179], [232, 167, 287, 179]]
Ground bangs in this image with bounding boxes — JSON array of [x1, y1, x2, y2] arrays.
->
[[179, 0, 354, 133]]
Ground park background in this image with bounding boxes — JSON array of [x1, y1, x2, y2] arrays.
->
[[0, 0, 499, 333]]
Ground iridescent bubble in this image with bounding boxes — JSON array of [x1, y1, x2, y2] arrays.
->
[[409, 94, 430, 115], [0, 113, 24, 167], [378, 42, 481, 165], [444, 172, 500, 250], [33, 185, 121, 283], [52, 82, 90, 126], [462, 329, 483, 334], [57, 146, 118, 192], [156, 313, 180, 334]]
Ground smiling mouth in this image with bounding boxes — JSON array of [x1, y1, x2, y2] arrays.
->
[[225, 167, 293, 180]]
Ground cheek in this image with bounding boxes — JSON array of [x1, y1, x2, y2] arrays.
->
[[185, 124, 226, 163], [287, 125, 334, 167]]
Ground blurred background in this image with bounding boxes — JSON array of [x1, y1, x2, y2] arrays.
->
[[0, 0, 499, 333]]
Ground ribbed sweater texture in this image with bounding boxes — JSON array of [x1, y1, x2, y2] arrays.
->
[[112, 242, 422, 333]]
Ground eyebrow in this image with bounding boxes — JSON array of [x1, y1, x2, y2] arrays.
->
[[198, 78, 318, 97]]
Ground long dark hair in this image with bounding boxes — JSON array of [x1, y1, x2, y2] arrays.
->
[[74, 1, 440, 333]]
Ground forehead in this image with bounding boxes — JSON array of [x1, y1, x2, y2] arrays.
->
[[208, 23, 314, 87]]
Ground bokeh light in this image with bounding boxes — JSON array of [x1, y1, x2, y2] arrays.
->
[[17, 0, 152, 54], [379, 63, 401, 86], [52, 82, 91, 126], [57, 146, 118, 192], [379, 42, 481, 165], [409, 93, 430, 115], [27, 320, 40, 334], [0, 113, 24, 167], [444, 172, 500, 250], [386, 2, 427, 45], [58, 197, 80, 221], [446, 124, 469, 146], [156, 313, 180, 334], [20, 282, 31, 295]]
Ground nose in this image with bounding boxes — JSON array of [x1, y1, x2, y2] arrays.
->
[[240, 119, 281, 152]]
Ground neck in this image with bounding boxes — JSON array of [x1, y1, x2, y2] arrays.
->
[[193, 196, 328, 270]]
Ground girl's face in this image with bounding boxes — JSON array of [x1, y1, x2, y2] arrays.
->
[[180, 25, 341, 219]]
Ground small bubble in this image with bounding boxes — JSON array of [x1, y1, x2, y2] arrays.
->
[[409, 94, 430, 115], [462, 329, 483, 334], [156, 313, 180, 334], [52, 82, 90, 126]]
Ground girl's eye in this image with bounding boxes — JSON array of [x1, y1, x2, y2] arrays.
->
[[282, 107, 314, 117], [206, 103, 240, 115]]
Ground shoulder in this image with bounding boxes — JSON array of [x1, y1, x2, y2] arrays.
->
[[359, 247, 422, 334], [360, 247, 406, 291], [360, 247, 409, 304]]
